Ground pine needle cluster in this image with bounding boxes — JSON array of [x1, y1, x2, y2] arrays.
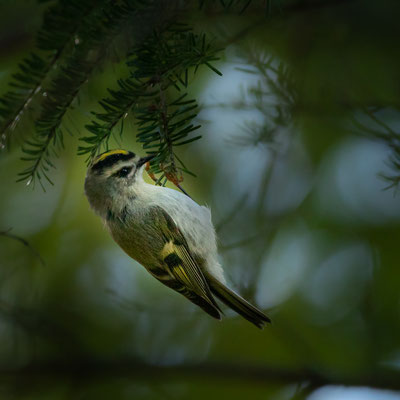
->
[[17, 0, 155, 188], [79, 24, 222, 186], [0, 0, 227, 189], [0, 0, 282, 189]]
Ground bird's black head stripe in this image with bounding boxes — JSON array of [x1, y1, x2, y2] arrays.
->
[[92, 151, 135, 172]]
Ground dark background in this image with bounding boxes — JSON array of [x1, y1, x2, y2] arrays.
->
[[1, 1, 400, 399]]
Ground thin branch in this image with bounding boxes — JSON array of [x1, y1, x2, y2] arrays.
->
[[159, 81, 178, 179], [219, 230, 266, 251], [363, 107, 398, 139], [215, 193, 249, 233], [1, 81, 43, 136], [157, 82, 193, 197], [176, 183, 192, 198], [0, 1, 101, 138], [0, 228, 45, 266]]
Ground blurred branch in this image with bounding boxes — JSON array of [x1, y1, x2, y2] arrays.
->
[[3, 360, 400, 392], [0, 0, 101, 143], [215, 193, 248, 233], [219, 229, 267, 251], [257, 148, 278, 211], [0, 228, 45, 266], [352, 107, 400, 190]]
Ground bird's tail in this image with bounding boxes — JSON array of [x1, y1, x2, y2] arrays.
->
[[207, 275, 271, 329]]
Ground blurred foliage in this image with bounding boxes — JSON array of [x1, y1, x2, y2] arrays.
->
[[0, 0, 225, 189], [1, 0, 400, 400]]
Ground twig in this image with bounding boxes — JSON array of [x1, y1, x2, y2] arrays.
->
[[215, 193, 249, 233], [1, 1, 100, 138], [0, 228, 45, 267], [363, 107, 398, 139], [176, 183, 192, 199], [219, 230, 267, 251]]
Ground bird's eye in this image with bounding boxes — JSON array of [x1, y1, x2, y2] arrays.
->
[[116, 167, 132, 178]]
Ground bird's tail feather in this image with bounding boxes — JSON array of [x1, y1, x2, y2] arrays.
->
[[207, 276, 271, 329]]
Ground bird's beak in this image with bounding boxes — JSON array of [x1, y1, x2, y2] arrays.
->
[[137, 154, 156, 168]]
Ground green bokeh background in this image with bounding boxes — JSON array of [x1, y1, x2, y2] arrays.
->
[[1, 1, 400, 399]]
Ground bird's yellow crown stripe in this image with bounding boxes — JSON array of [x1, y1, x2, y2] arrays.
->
[[94, 150, 129, 163]]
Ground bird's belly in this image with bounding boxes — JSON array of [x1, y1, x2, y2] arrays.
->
[[107, 219, 162, 269]]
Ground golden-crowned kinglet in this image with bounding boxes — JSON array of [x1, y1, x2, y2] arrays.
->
[[84, 149, 270, 328]]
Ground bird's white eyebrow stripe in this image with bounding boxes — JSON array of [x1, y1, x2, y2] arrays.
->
[[103, 160, 135, 177]]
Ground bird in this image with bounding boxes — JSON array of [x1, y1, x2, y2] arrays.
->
[[84, 149, 270, 328]]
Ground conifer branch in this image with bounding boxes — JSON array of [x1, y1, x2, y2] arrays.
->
[[352, 107, 400, 190], [18, 0, 151, 187], [0, 0, 102, 146], [2, 2, 223, 188], [0, 228, 45, 266], [79, 77, 156, 160], [228, 49, 297, 148], [80, 24, 222, 184]]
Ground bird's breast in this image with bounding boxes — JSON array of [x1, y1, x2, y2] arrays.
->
[[106, 208, 163, 269]]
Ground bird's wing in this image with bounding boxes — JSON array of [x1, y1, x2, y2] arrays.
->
[[148, 206, 222, 319]]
